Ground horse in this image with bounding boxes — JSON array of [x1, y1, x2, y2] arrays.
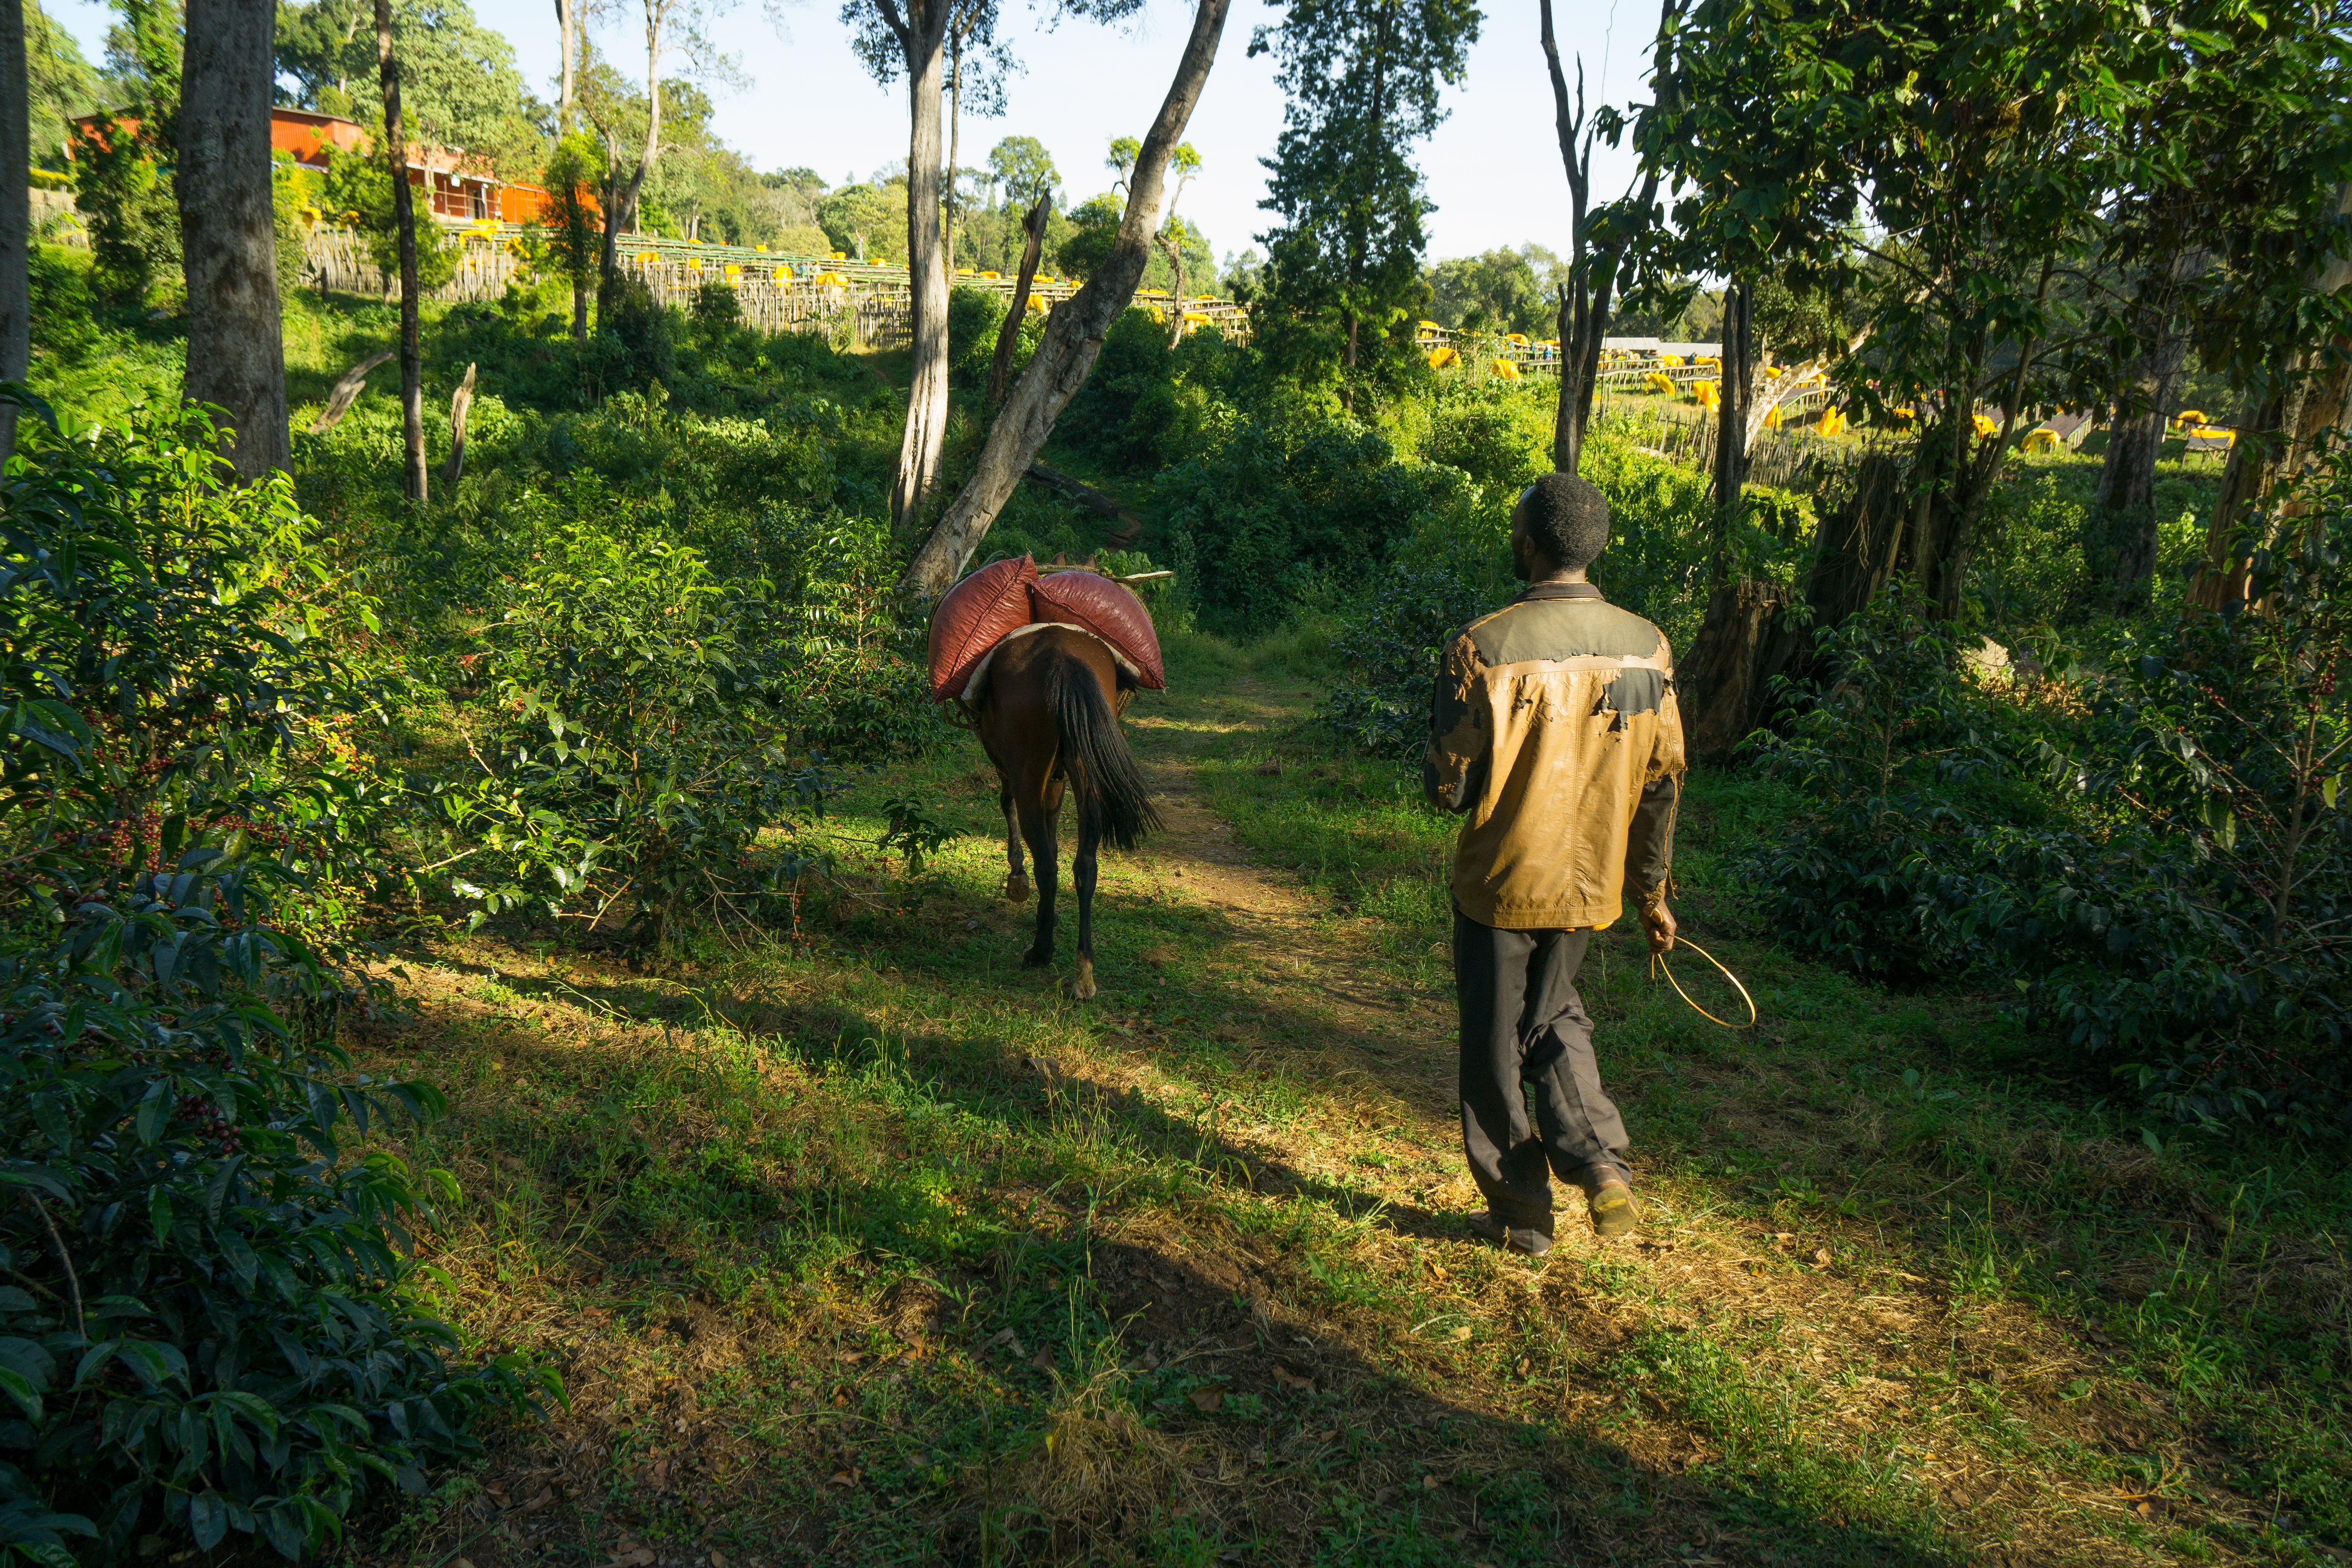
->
[[971, 626, 1161, 999]]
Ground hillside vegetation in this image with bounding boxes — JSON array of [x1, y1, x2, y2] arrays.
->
[[3, 240, 2347, 1568]]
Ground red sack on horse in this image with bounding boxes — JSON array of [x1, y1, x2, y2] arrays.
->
[[1029, 572, 1166, 690], [928, 555, 1038, 702]]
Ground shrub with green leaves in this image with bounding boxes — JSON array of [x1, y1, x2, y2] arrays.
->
[[1316, 434, 1723, 755], [69, 112, 181, 305], [1743, 456, 2352, 1128], [0, 395, 551, 1561], [437, 478, 838, 945], [319, 144, 458, 294]]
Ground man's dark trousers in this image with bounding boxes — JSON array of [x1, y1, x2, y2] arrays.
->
[[1455, 909, 1628, 1230]]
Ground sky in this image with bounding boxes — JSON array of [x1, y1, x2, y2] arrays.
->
[[44, 0, 1661, 266]]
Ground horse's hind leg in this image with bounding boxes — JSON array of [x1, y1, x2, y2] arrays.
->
[[1000, 778, 1030, 903], [1071, 780, 1101, 1000], [1018, 780, 1062, 969]]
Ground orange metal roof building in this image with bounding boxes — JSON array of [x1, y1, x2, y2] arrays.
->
[[69, 107, 588, 226]]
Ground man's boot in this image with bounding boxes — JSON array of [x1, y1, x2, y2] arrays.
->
[[1581, 1169, 1639, 1239]]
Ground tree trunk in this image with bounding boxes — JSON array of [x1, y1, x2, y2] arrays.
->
[[0, 0, 28, 466], [943, 27, 961, 273], [1677, 448, 1912, 762], [177, 0, 290, 479], [556, 0, 576, 133], [985, 192, 1049, 412], [889, 0, 956, 537], [901, 0, 1234, 597], [1708, 278, 1753, 541], [1678, 579, 1791, 764], [2091, 278, 2189, 613], [1160, 230, 1186, 348], [2189, 182, 2352, 611], [598, 12, 666, 304], [377, 0, 426, 501], [627, 7, 664, 233], [2189, 356, 2352, 608]]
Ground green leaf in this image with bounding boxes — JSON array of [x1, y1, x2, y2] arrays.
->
[[136, 1077, 172, 1146], [189, 1491, 230, 1551], [0, 1365, 44, 1420]]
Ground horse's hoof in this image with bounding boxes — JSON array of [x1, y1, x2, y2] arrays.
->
[[1004, 874, 1031, 904], [1073, 958, 1096, 1000], [1022, 949, 1053, 970]]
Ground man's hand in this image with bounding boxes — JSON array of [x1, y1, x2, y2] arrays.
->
[[1641, 899, 1677, 954]]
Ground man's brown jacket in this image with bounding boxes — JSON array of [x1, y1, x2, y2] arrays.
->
[[1421, 582, 1685, 930]]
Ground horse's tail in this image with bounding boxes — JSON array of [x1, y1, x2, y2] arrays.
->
[[1047, 652, 1161, 851]]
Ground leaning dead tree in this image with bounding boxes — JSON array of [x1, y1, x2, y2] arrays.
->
[[985, 192, 1052, 411], [899, 0, 1234, 599]]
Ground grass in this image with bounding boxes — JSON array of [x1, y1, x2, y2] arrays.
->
[[25, 249, 2332, 1564], [322, 628, 2348, 1568]]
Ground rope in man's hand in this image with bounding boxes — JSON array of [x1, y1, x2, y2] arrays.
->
[[1650, 936, 1757, 1029]]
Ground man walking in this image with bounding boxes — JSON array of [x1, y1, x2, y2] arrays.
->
[[1423, 473, 1684, 1253]]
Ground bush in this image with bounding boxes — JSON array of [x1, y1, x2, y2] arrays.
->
[[437, 478, 850, 945], [70, 112, 180, 305], [1316, 433, 1720, 752], [1158, 411, 1478, 633], [319, 145, 458, 294], [1744, 455, 2352, 1130], [0, 396, 550, 1560], [691, 281, 742, 329]]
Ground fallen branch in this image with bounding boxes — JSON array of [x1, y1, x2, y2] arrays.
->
[[308, 349, 394, 434]]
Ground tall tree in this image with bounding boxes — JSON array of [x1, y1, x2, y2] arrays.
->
[[986, 132, 1056, 210], [593, 0, 736, 299], [1622, 0, 2179, 760], [939, 9, 1009, 275], [0, 0, 25, 465], [846, 0, 1117, 536], [1, 0, 27, 466], [1155, 141, 1200, 344], [2152, 8, 2352, 611], [851, 0, 958, 534], [178, 0, 291, 477], [902, 0, 1233, 595], [1250, 0, 1478, 408], [1540, 0, 1680, 475], [557, 0, 579, 130], [26, 2, 101, 172], [985, 189, 1050, 410], [2090, 227, 2198, 613], [375, 0, 426, 499]]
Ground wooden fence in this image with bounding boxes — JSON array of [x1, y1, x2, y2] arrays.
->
[[296, 221, 1250, 352], [1593, 398, 1866, 493]]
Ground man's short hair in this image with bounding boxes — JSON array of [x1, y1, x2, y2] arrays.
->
[[1515, 473, 1611, 572]]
